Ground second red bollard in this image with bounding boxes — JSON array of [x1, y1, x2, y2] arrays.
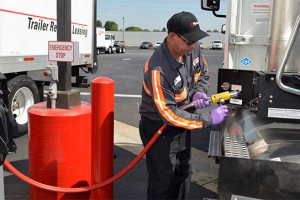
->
[[91, 77, 114, 199]]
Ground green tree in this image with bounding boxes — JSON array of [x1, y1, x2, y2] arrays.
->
[[213, 29, 219, 32], [162, 27, 167, 32], [153, 29, 161, 32], [104, 21, 118, 31], [125, 26, 143, 31], [96, 20, 102, 27]]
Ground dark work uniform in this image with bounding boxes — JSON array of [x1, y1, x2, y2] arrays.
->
[[139, 39, 211, 199]]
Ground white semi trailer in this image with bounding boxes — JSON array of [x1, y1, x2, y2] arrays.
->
[[0, 0, 98, 136]]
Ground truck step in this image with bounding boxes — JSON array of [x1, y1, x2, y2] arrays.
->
[[208, 131, 221, 157], [224, 132, 250, 158]]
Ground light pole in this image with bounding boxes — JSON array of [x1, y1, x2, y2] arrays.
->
[[122, 17, 124, 42]]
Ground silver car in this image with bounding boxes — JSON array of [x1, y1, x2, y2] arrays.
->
[[140, 41, 153, 49]]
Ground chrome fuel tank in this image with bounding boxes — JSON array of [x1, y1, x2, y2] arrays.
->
[[221, 108, 300, 162], [214, 108, 300, 199]]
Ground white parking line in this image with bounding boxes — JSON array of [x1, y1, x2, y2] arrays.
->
[[44, 91, 141, 98], [115, 94, 141, 98]]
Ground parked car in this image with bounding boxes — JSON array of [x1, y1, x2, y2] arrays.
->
[[140, 41, 153, 49], [211, 40, 223, 49], [154, 41, 163, 49]]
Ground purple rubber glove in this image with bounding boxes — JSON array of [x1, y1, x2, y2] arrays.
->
[[194, 99, 210, 109], [193, 92, 210, 109], [211, 105, 228, 125], [192, 92, 209, 102]]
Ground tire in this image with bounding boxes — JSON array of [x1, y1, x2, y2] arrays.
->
[[122, 47, 126, 53], [8, 75, 40, 137], [97, 49, 101, 55]]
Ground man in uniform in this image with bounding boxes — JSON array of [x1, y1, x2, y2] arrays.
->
[[139, 11, 228, 199]]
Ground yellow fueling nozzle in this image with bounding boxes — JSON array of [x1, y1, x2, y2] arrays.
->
[[210, 90, 240, 104], [182, 90, 241, 110]]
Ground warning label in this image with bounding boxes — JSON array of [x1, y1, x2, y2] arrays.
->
[[268, 107, 300, 120], [252, 3, 271, 15]]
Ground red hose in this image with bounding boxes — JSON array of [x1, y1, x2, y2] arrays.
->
[[4, 124, 167, 193]]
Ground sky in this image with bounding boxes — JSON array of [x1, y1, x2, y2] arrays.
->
[[97, 0, 227, 32]]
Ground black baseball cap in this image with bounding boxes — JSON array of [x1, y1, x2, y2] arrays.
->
[[167, 11, 209, 41]]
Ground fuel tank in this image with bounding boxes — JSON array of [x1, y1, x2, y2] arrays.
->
[[214, 108, 300, 199]]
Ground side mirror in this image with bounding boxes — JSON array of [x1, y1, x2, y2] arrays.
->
[[221, 24, 226, 34], [201, 0, 220, 11]]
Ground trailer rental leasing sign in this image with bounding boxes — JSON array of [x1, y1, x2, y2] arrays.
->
[[48, 41, 74, 62]]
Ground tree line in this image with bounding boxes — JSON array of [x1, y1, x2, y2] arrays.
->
[[97, 20, 167, 32], [96, 20, 219, 32]]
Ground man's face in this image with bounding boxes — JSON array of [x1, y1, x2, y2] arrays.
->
[[174, 33, 197, 55]]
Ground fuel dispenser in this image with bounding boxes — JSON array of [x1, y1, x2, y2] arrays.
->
[[44, 65, 59, 109]]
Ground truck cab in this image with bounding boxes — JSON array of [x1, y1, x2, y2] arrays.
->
[[103, 33, 116, 54], [201, 0, 300, 199]]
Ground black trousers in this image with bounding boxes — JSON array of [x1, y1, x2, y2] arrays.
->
[[139, 116, 192, 200]]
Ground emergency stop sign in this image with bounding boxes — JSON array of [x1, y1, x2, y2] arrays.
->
[[48, 41, 74, 62]]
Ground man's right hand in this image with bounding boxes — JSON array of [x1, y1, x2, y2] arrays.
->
[[211, 105, 228, 125]]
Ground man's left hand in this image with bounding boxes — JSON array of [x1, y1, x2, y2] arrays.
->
[[192, 92, 209, 101], [192, 92, 210, 109]]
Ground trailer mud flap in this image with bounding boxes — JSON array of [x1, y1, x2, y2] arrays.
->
[[218, 157, 300, 199], [0, 73, 17, 165], [0, 103, 9, 165]]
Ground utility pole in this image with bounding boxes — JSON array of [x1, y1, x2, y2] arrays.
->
[[122, 17, 125, 41], [54, 0, 81, 109]]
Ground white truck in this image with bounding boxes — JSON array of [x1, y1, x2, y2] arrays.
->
[[201, 0, 300, 199], [95, 28, 125, 54], [96, 27, 116, 54], [0, 0, 98, 137]]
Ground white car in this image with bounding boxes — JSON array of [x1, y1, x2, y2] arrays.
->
[[197, 41, 204, 49], [211, 40, 223, 49], [154, 41, 163, 49]]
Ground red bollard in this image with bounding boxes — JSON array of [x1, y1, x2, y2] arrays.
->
[[28, 102, 91, 199], [91, 77, 114, 200]]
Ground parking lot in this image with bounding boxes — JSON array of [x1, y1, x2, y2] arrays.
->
[[3, 47, 224, 199]]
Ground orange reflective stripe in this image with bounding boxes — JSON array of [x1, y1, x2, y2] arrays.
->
[[202, 53, 208, 66], [194, 72, 201, 83], [144, 58, 150, 74], [143, 81, 151, 96], [152, 70, 203, 130], [175, 87, 187, 103]]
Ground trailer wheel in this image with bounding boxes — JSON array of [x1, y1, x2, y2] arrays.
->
[[8, 75, 40, 137], [122, 47, 126, 53]]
